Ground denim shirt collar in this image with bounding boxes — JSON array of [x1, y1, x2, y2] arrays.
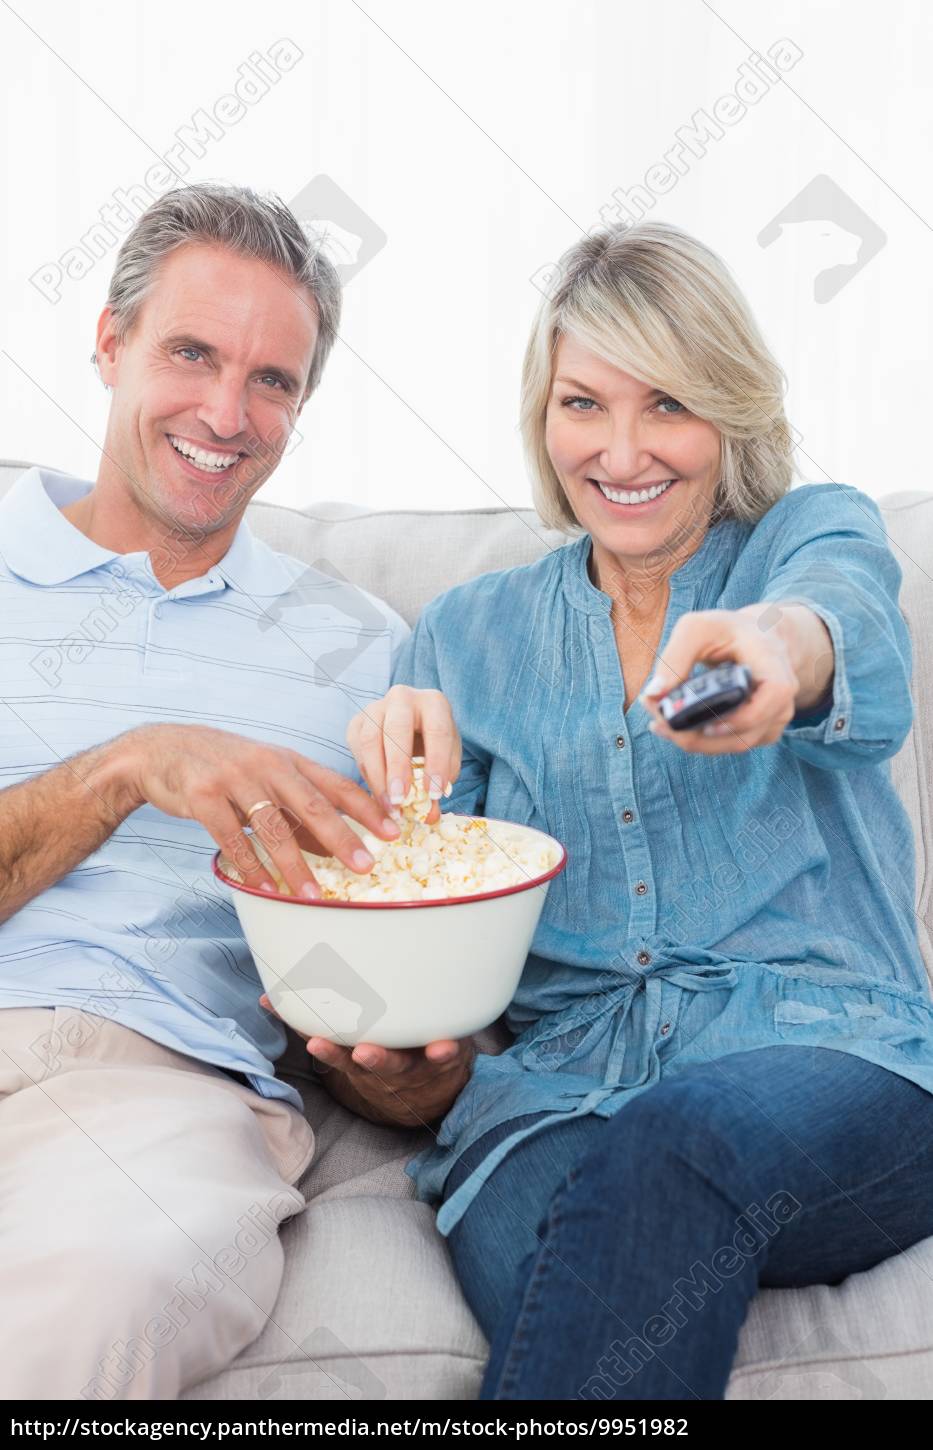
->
[[560, 516, 747, 615]]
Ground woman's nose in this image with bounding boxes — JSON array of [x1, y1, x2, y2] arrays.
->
[[598, 415, 653, 480]]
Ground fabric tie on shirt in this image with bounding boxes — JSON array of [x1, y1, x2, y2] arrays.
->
[[588, 940, 740, 1090], [437, 945, 741, 1233]]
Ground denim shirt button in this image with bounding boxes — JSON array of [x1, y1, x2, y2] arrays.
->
[[622, 809, 635, 823], [635, 881, 648, 896], [834, 716, 846, 731], [659, 1022, 671, 1035], [615, 735, 626, 748], [637, 950, 652, 965]]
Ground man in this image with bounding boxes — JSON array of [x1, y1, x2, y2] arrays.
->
[[0, 182, 469, 1400]]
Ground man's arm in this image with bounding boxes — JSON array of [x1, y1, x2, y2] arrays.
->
[[0, 736, 140, 927], [306, 1034, 476, 1129], [0, 721, 406, 928]]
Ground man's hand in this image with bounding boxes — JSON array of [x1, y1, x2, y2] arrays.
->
[[261, 994, 475, 1128], [122, 722, 401, 898]]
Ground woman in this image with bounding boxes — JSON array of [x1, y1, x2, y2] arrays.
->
[[325, 222, 933, 1399]]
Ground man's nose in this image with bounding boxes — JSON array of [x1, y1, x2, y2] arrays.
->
[[196, 377, 249, 443]]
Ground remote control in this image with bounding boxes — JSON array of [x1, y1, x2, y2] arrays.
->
[[657, 662, 753, 732]]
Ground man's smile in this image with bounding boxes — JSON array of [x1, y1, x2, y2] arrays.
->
[[166, 432, 244, 476]]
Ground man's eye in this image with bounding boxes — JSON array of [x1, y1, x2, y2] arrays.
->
[[178, 347, 202, 362], [259, 375, 288, 391]]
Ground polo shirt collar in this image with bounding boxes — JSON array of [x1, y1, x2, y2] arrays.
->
[[0, 466, 297, 598], [0, 467, 120, 584], [212, 512, 299, 598]]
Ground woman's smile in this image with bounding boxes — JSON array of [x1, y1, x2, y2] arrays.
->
[[587, 475, 681, 511]]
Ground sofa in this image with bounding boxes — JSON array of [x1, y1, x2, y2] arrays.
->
[[3, 458, 933, 1400]]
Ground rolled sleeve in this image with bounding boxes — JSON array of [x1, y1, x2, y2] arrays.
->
[[758, 486, 913, 769]]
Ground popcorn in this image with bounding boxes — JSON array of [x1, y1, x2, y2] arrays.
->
[[248, 757, 561, 902]]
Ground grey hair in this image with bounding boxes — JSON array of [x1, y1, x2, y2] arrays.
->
[[521, 221, 799, 532], [91, 181, 341, 398]]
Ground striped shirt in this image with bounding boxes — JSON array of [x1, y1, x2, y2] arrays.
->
[[0, 467, 408, 1107]]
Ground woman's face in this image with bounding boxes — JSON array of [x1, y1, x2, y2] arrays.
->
[[545, 335, 722, 578]]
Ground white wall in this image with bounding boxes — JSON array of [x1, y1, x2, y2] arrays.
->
[[1, 0, 929, 511]]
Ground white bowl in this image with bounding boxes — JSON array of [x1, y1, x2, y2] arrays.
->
[[213, 816, 567, 1047]]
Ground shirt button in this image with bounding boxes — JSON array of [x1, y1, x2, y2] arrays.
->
[[615, 735, 626, 749], [635, 881, 648, 896], [637, 950, 652, 966], [659, 1022, 671, 1036], [834, 717, 846, 731], [622, 809, 635, 824]]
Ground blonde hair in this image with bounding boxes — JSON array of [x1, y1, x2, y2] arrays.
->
[[521, 221, 798, 532]]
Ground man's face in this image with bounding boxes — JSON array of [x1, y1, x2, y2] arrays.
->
[[95, 241, 319, 537]]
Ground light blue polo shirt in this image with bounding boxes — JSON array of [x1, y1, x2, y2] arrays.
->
[[0, 467, 409, 1108]]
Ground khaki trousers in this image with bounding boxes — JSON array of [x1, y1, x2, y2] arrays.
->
[[0, 1007, 316, 1401]]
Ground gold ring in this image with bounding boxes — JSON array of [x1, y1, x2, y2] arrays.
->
[[245, 799, 277, 824]]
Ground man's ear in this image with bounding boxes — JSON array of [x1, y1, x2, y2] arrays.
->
[[94, 305, 121, 388]]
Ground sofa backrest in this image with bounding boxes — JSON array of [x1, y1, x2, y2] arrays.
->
[[3, 460, 932, 986]]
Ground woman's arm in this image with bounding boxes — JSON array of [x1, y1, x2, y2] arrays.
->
[[753, 486, 913, 767], [385, 603, 493, 814], [733, 599, 835, 715], [642, 485, 913, 770]]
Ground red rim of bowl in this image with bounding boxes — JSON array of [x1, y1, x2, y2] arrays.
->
[[211, 816, 568, 910]]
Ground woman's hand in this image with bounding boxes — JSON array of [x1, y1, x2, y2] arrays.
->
[[260, 994, 475, 1128], [347, 685, 461, 819], [638, 603, 834, 754]]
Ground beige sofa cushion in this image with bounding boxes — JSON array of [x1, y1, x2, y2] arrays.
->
[[189, 1048, 488, 1401], [245, 494, 567, 626]]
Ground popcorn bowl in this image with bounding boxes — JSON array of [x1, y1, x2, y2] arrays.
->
[[212, 816, 567, 1048]]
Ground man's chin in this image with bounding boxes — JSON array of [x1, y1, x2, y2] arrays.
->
[[155, 449, 270, 528]]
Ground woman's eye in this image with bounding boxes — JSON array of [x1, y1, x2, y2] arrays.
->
[[656, 396, 686, 415], [562, 395, 597, 412]]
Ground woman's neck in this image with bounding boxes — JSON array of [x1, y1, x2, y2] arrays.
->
[[589, 544, 672, 625], [588, 521, 710, 622]]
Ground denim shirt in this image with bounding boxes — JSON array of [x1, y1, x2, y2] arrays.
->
[[391, 483, 933, 1237]]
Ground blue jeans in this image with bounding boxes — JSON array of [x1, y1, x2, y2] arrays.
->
[[444, 1046, 933, 1400]]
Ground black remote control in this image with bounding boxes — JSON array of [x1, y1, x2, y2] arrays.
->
[[657, 662, 753, 732]]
